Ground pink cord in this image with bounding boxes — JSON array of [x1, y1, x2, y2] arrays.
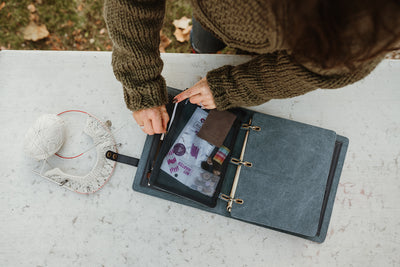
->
[[55, 110, 112, 159], [54, 109, 118, 194]]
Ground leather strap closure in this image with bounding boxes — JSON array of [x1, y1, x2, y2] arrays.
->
[[105, 150, 139, 167]]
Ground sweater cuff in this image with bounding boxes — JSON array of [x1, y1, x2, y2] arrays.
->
[[206, 65, 236, 110], [122, 76, 168, 111]]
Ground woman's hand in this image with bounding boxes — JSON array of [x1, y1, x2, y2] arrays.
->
[[133, 105, 169, 135], [134, 77, 215, 135], [173, 77, 216, 109]]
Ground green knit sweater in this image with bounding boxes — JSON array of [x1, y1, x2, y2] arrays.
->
[[104, 0, 381, 111]]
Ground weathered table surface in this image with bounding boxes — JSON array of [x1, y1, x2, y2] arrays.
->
[[1, 50, 399, 267]]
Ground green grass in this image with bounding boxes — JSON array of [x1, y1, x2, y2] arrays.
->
[[0, 0, 242, 54], [0, 1, 397, 58], [0, 0, 194, 52], [0, 1, 31, 49]]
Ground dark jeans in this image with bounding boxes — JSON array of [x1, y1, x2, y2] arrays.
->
[[190, 17, 226, 53]]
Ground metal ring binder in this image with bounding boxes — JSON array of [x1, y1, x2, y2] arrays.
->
[[230, 157, 253, 167], [226, 118, 253, 212], [219, 193, 244, 204], [241, 124, 261, 131]]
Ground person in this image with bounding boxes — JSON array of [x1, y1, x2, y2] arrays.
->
[[104, 0, 400, 135]]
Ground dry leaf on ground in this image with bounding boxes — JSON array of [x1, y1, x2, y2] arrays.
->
[[173, 16, 191, 30], [27, 3, 36, 13], [174, 25, 192, 42], [173, 16, 192, 43], [23, 21, 49, 41], [0, 2, 6, 11], [22, 2, 49, 42], [159, 31, 171, 53]]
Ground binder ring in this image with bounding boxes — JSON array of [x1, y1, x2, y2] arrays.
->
[[230, 158, 253, 167], [220, 194, 244, 205], [241, 124, 261, 131]]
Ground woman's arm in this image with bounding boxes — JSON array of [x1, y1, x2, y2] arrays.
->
[[206, 50, 383, 110], [104, 0, 168, 111]]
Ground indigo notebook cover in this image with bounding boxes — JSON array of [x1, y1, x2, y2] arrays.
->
[[132, 87, 348, 243]]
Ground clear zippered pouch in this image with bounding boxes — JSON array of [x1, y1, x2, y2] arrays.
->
[[147, 100, 247, 207]]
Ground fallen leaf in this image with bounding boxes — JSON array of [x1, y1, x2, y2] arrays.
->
[[159, 31, 171, 53], [174, 25, 192, 43], [22, 21, 49, 41], [77, 4, 84, 11], [173, 16, 191, 30], [0, 2, 5, 12], [172, 16, 192, 43], [27, 3, 36, 13], [99, 28, 107, 35], [182, 26, 191, 35]]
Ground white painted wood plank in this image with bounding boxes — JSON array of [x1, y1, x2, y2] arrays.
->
[[0, 50, 399, 267]]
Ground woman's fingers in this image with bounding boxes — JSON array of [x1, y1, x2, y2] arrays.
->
[[201, 100, 216, 109], [189, 94, 203, 105], [189, 92, 216, 108], [173, 77, 216, 109], [132, 112, 144, 127], [189, 95, 216, 109], [173, 77, 210, 103], [151, 118, 163, 134], [161, 106, 170, 130], [174, 86, 201, 103], [132, 105, 169, 135], [143, 118, 154, 135]]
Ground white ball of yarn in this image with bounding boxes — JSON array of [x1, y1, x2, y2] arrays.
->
[[24, 114, 65, 160]]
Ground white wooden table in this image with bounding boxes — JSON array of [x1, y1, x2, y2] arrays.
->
[[0, 50, 399, 267]]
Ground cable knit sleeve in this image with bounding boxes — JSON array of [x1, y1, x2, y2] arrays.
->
[[104, 0, 168, 111], [206, 50, 382, 110]]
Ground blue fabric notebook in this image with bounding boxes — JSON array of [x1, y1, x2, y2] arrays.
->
[[132, 87, 348, 243]]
